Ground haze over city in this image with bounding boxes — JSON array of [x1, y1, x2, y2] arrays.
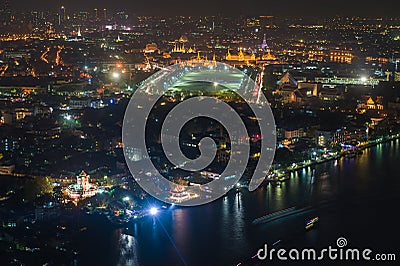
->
[[7, 0, 400, 16]]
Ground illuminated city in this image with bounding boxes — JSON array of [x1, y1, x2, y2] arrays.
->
[[1, 0, 400, 265]]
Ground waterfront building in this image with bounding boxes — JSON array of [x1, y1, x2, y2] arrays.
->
[[66, 171, 98, 200], [169, 185, 191, 203]]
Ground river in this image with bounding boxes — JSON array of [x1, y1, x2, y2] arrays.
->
[[77, 139, 400, 265]]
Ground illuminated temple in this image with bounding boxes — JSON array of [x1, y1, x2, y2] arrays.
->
[[171, 35, 196, 54], [225, 48, 256, 62], [225, 36, 276, 64], [66, 171, 98, 200], [168, 184, 200, 203]]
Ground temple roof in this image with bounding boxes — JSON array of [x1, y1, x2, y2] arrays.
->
[[178, 35, 189, 43], [78, 170, 88, 177], [278, 72, 298, 87]]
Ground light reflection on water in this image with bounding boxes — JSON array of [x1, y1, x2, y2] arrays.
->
[[106, 140, 400, 266], [171, 208, 187, 245], [117, 234, 139, 266]]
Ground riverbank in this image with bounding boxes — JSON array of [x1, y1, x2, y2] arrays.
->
[[272, 133, 400, 179]]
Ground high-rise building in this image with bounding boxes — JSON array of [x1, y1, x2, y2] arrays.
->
[[60, 5, 66, 21], [94, 8, 98, 20], [58, 5, 66, 25]]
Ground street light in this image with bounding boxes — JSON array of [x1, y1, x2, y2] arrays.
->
[[112, 72, 120, 79], [149, 207, 158, 215]]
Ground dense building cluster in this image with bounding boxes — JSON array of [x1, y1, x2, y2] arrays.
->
[[0, 3, 400, 264]]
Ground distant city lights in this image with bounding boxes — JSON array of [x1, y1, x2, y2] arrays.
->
[[112, 72, 120, 79]]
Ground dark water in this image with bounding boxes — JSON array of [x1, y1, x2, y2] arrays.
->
[[78, 140, 400, 266]]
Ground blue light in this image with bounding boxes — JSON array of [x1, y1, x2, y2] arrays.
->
[[122, 196, 130, 201], [149, 207, 158, 215]]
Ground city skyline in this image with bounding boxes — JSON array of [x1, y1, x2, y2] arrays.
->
[[5, 0, 400, 16]]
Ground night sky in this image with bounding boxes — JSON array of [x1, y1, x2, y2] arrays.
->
[[7, 0, 400, 16]]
